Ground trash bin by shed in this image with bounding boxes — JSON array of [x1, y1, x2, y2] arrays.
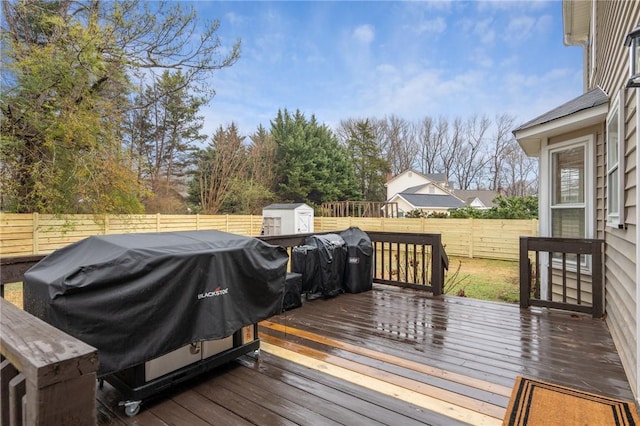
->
[[340, 227, 373, 293]]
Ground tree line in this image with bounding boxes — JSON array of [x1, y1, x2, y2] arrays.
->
[[1, 0, 537, 215]]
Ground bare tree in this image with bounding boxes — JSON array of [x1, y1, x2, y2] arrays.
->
[[418, 116, 439, 174], [488, 114, 517, 191], [378, 115, 419, 174], [451, 114, 490, 189], [502, 143, 538, 196], [438, 116, 464, 186], [196, 123, 247, 214]]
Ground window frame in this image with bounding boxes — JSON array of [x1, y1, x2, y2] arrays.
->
[[606, 90, 625, 228], [542, 136, 594, 273]]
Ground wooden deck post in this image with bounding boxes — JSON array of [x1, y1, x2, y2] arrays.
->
[[431, 235, 443, 296], [0, 299, 99, 425], [591, 240, 604, 318], [519, 237, 531, 309]]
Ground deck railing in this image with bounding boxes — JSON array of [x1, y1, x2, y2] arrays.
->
[[519, 236, 604, 318], [260, 231, 448, 295]]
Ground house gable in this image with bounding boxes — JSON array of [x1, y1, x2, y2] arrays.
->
[[385, 169, 449, 200]]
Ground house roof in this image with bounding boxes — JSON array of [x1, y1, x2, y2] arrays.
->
[[263, 203, 310, 210], [385, 169, 448, 187], [403, 184, 429, 194], [395, 193, 465, 209], [513, 87, 609, 157], [424, 172, 447, 183], [452, 190, 498, 207]]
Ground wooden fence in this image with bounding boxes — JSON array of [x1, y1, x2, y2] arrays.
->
[[314, 217, 538, 260], [0, 213, 538, 260]]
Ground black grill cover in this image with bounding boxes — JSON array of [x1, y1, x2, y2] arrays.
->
[[303, 234, 346, 299], [339, 227, 373, 293], [291, 245, 319, 295], [23, 230, 288, 376], [282, 273, 302, 311]]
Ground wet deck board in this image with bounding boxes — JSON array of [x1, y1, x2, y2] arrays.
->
[[97, 284, 634, 425]]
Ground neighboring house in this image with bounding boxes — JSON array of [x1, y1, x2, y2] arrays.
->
[[450, 189, 499, 210], [513, 1, 640, 403], [385, 169, 498, 216]]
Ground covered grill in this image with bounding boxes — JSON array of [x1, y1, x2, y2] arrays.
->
[[23, 230, 288, 379]]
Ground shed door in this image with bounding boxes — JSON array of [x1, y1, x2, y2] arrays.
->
[[297, 212, 312, 233], [262, 217, 281, 236]]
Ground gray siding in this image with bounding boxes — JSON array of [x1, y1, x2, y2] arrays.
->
[[593, 1, 640, 400]]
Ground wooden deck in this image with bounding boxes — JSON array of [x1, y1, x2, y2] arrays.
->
[[97, 284, 635, 425]]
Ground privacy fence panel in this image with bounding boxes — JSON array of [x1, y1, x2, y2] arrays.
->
[[1, 214, 537, 260]]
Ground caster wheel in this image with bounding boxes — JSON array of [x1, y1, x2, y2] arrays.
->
[[124, 402, 141, 417]]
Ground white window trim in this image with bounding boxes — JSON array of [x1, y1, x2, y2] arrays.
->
[[543, 136, 594, 240], [539, 136, 594, 280], [606, 90, 625, 228]]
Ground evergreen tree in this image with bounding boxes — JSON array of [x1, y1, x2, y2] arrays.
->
[[342, 119, 389, 201], [271, 109, 359, 205]]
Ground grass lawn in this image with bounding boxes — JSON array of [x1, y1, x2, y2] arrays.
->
[[444, 256, 520, 303], [4, 282, 24, 309]]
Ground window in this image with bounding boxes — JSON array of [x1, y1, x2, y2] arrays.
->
[[548, 141, 592, 271], [606, 91, 624, 227], [551, 145, 586, 239]]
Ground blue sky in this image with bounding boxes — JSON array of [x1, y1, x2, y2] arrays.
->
[[193, 0, 584, 137]]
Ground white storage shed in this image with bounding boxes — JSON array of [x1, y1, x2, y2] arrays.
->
[[262, 203, 314, 236]]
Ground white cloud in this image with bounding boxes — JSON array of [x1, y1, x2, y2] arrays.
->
[[224, 12, 246, 26], [474, 18, 495, 44], [476, 0, 550, 13], [471, 49, 494, 68], [353, 24, 375, 44], [503, 14, 554, 45], [417, 17, 447, 34], [504, 16, 536, 44]]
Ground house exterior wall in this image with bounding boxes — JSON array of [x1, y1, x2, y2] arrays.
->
[[386, 170, 446, 199], [386, 171, 425, 199], [590, 1, 640, 400]]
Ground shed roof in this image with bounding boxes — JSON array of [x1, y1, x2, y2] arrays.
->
[[263, 203, 311, 210]]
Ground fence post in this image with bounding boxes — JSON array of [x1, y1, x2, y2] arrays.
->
[[519, 237, 531, 309], [430, 235, 443, 296], [103, 214, 109, 235], [468, 218, 474, 258], [156, 213, 161, 232], [32, 213, 39, 255]]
